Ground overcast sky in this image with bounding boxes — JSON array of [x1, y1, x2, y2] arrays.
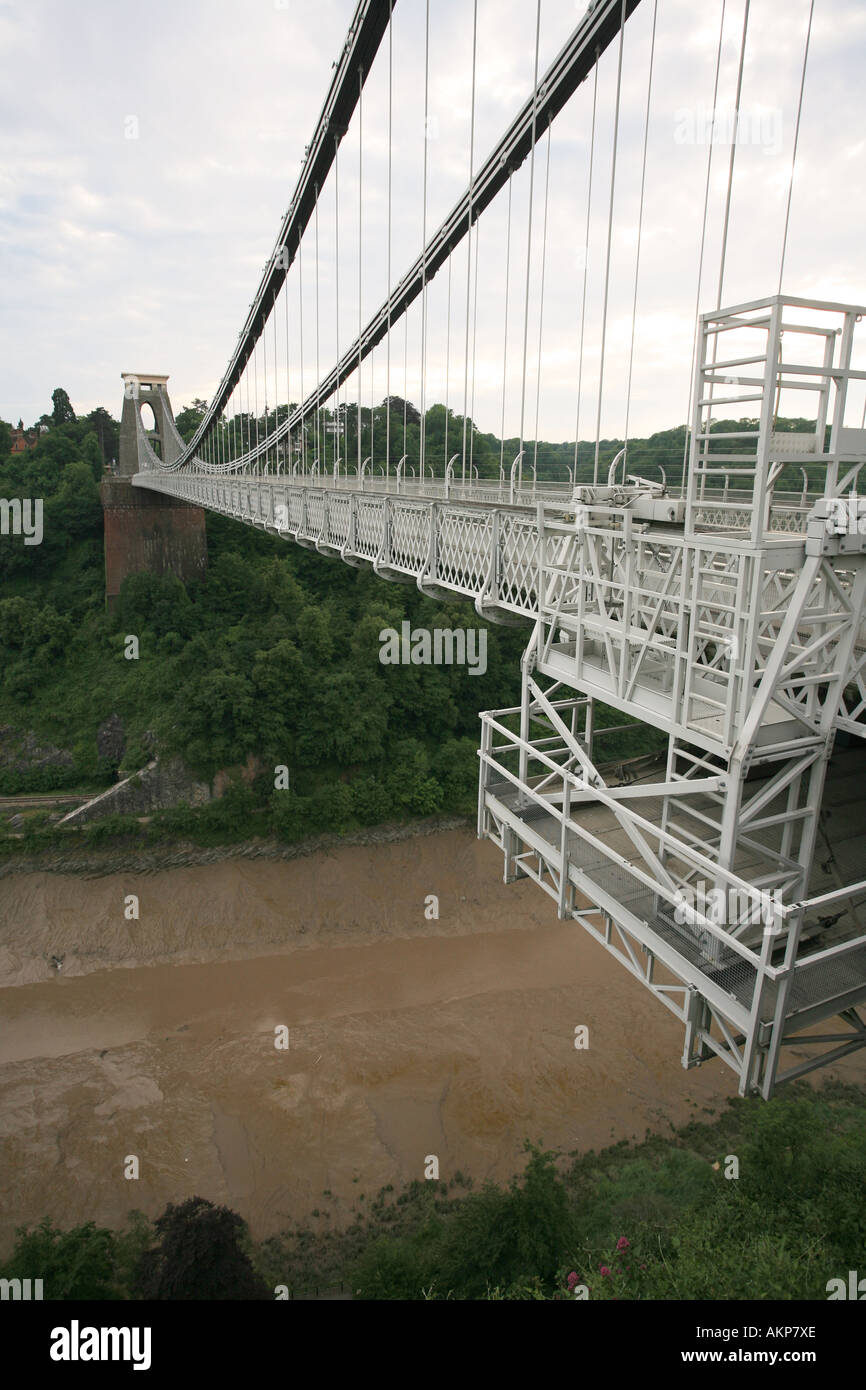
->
[[2, 0, 865, 443]]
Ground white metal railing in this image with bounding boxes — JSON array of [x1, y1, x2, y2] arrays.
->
[[782, 878, 866, 919], [136, 461, 826, 535], [479, 709, 769, 968]]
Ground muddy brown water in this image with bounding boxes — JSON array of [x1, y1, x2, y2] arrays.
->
[[0, 828, 862, 1254]]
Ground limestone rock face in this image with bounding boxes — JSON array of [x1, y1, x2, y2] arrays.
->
[[59, 757, 212, 825]]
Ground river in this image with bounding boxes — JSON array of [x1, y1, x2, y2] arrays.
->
[[1, 827, 859, 1253]]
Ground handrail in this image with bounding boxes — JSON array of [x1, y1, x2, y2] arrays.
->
[[782, 878, 866, 918]]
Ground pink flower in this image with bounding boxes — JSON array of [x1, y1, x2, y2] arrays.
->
[[616, 1236, 630, 1251], [566, 1272, 579, 1290], [599, 1265, 611, 1277]]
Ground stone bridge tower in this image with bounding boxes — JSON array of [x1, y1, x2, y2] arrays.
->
[[101, 373, 207, 607]]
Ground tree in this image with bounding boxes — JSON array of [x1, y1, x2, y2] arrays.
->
[[134, 1197, 270, 1300], [51, 387, 75, 425], [50, 459, 102, 540], [86, 406, 119, 466], [0, 1219, 130, 1300], [382, 395, 420, 428], [429, 1145, 576, 1297], [175, 398, 208, 443], [115, 571, 192, 641], [80, 430, 103, 482]]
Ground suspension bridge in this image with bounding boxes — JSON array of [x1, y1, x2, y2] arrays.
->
[[113, 0, 866, 1098]]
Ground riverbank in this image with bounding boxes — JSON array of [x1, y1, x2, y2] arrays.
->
[[0, 813, 472, 881], [1, 825, 864, 1258]]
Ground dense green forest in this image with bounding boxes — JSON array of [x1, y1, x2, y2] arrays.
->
[[2, 1084, 863, 1299], [0, 391, 818, 851], [0, 391, 667, 853]]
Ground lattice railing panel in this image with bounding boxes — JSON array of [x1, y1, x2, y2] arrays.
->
[[437, 510, 492, 593], [303, 491, 324, 540], [389, 502, 430, 573], [499, 517, 539, 610], [326, 494, 351, 548], [288, 491, 304, 530], [356, 497, 384, 558]]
